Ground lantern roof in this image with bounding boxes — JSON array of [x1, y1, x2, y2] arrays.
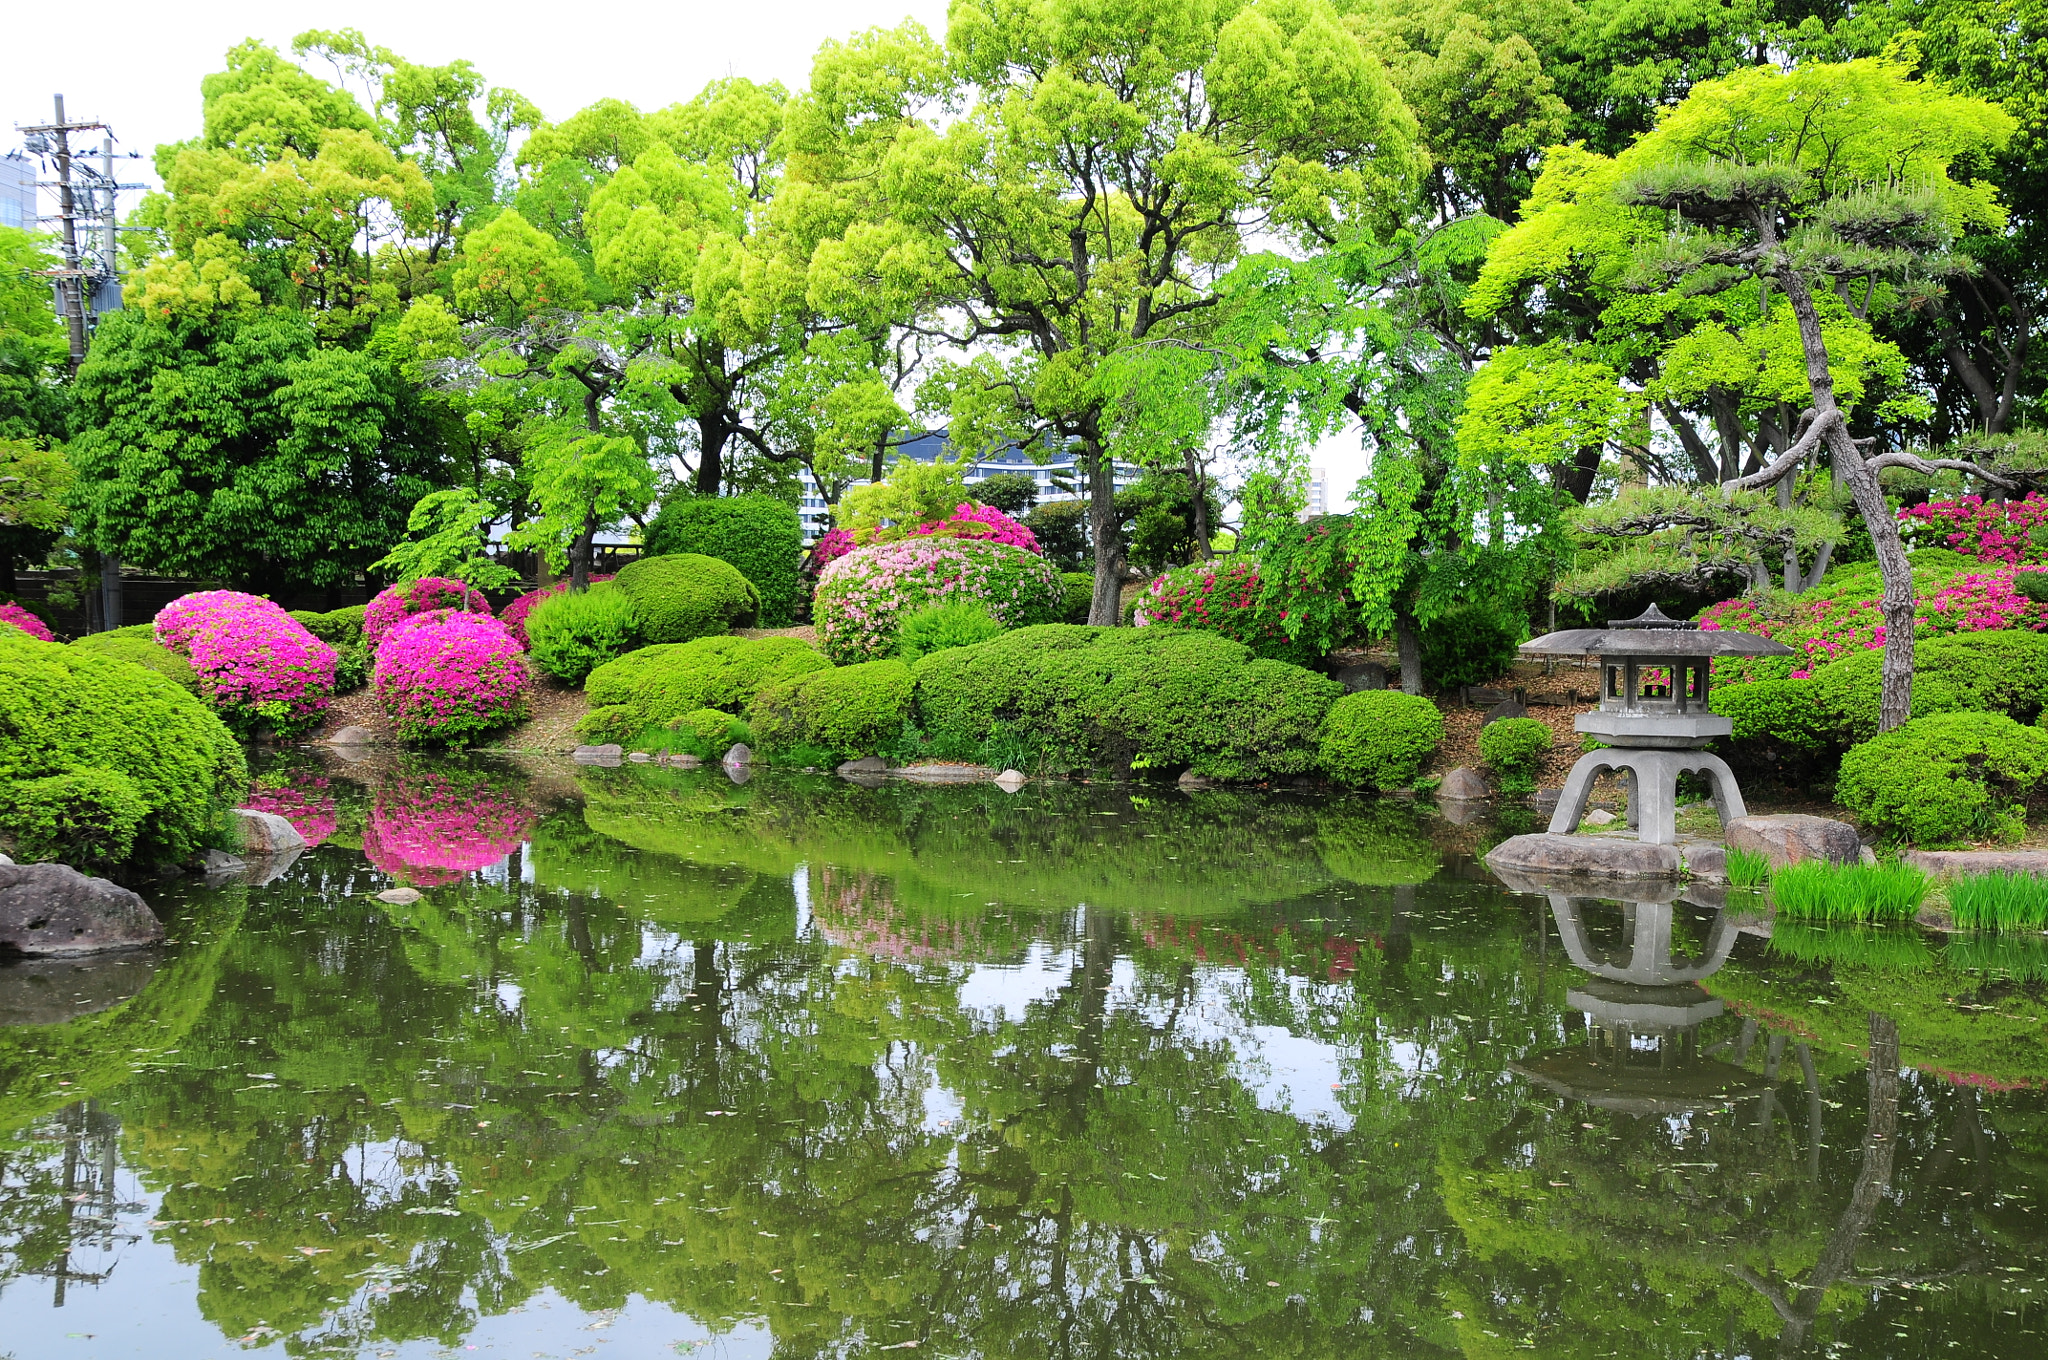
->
[[1521, 602, 1795, 657]]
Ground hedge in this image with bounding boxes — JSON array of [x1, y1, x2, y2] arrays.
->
[[1836, 711, 2048, 846], [1318, 690, 1444, 789], [71, 629, 198, 693], [614, 553, 760, 644], [911, 624, 1342, 780], [290, 606, 370, 692], [643, 495, 804, 626], [750, 659, 914, 759], [525, 582, 642, 683], [577, 635, 831, 743], [0, 626, 247, 863]]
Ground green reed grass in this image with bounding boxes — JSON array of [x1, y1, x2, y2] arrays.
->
[[1946, 872, 2048, 932], [1769, 860, 1929, 923], [1769, 920, 1933, 972], [1725, 847, 1772, 889], [1943, 931, 2048, 981]]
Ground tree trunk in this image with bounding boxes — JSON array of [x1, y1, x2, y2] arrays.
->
[[1397, 618, 1422, 694], [99, 552, 123, 631], [694, 418, 727, 497], [570, 512, 596, 592], [1083, 437, 1124, 626], [1184, 449, 1213, 561]]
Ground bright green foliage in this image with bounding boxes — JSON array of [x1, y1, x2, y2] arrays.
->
[[507, 432, 659, 579], [1418, 604, 1523, 689], [1770, 861, 1930, 923], [1809, 631, 2048, 745], [0, 437, 72, 579], [525, 582, 642, 683], [749, 659, 913, 759], [290, 606, 371, 693], [1837, 712, 2048, 846], [1725, 847, 1771, 889], [894, 601, 1005, 665], [369, 489, 523, 592], [450, 211, 588, 322], [668, 707, 753, 757], [1556, 485, 1841, 602], [1317, 690, 1445, 789], [1948, 871, 2048, 933], [1058, 571, 1094, 623], [642, 495, 804, 626], [912, 626, 1344, 780], [1454, 340, 1643, 493], [834, 457, 971, 539], [1711, 678, 1834, 753], [69, 630, 199, 693], [1477, 717, 1551, 794], [576, 634, 829, 741], [0, 768, 149, 866], [0, 627, 247, 863], [613, 553, 759, 643]]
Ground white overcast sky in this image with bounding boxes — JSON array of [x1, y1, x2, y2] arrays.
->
[[6, 0, 1368, 505]]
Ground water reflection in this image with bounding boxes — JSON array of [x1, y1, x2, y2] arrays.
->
[[0, 757, 2040, 1359]]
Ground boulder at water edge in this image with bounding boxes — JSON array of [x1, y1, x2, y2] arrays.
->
[[0, 863, 165, 955], [234, 808, 309, 855], [1723, 814, 1859, 868], [1485, 832, 1684, 879], [1438, 766, 1490, 800]]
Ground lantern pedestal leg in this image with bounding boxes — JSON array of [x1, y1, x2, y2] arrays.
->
[[1546, 749, 1749, 846]]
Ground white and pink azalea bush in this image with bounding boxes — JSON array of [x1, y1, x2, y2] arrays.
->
[[812, 538, 1064, 663], [153, 591, 337, 738]]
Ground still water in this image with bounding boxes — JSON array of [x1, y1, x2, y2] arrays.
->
[[1, 753, 2043, 1359]]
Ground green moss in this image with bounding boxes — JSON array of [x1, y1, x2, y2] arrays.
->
[[1476, 717, 1551, 794], [750, 659, 914, 759], [526, 582, 641, 683], [613, 552, 760, 644], [642, 494, 803, 626], [70, 630, 198, 693], [1317, 690, 1444, 789], [577, 634, 831, 741], [1836, 711, 2048, 846], [0, 628, 247, 862]]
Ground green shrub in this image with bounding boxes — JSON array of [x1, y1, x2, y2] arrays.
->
[[1710, 677, 1834, 751], [642, 494, 804, 626], [911, 624, 1343, 780], [750, 659, 913, 759], [614, 553, 760, 644], [526, 582, 642, 683], [667, 707, 754, 756], [0, 769, 150, 865], [896, 601, 1005, 664], [577, 634, 831, 741], [2018, 572, 2048, 605], [0, 628, 246, 863], [1317, 690, 1445, 789], [1947, 871, 2048, 932], [1058, 572, 1094, 623], [288, 605, 367, 646], [70, 631, 198, 693], [1418, 604, 1522, 691], [1808, 630, 2048, 745], [1476, 716, 1551, 794], [1836, 711, 2048, 846], [1770, 860, 1930, 922]]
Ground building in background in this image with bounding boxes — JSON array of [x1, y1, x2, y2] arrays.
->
[[1303, 466, 1330, 519], [0, 152, 37, 231]]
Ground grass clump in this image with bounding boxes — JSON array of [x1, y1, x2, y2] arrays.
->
[[526, 582, 641, 683], [1770, 860, 1929, 922], [1946, 872, 2048, 932], [895, 600, 1005, 664], [1725, 847, 1772, 888]]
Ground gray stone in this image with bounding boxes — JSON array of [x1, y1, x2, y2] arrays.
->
[[1486, 832, 1685, 880], [838, 756, 889, 775], [1902, 849, 2048, 879], [1439, 797, 1490, 825], [1550, 747, 1746, 845], [0, 852, 12, 866], [1438, 766, 1491, 800], [1684, 843, 1727, 881], [326, 725, 378, 747], [722, 743, 753, 768], [1177, 770, 1214, 791], [627, 751, 653, 763], [375, 887, 422, 905], [0, 863, 165, 955], [1533, 787, 1563, 816], [1725, 814, 1860, 868], [1333, 661, 1387, 692], [660, 752, 703, 769], [0, 952, 163, 1026], [1582, 809, 1618, 827], [1464, 686, 1517, 707], [894, 763, 998, 784], [725, 764, 754, 786], [572, 743, 623, 766], [233, 808, 309, 856], [1860, 844, 1879, 866], [994, 769, 1028, 792], [1482, 698, 1528, 726]]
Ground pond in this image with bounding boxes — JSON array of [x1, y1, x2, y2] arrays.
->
[[1, 754, 2044, 1359]]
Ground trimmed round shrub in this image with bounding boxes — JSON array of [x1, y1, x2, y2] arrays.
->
[[815, 538, 1064, 664], [1837, 712, 2048, 846], [0, 602, 54, 641], [1318, 690, 1444, 789], [614, 553, 760, 644], [365, 577, 490, 649], [668, 707, 753, 755], [1418, 604, 1522, 691], [643, 495, 804, 626], [372, 610, 530, 746], [291, 607, 371, 693], [1807, 630, 2048, 745], [896, 600, 1004, 664], [71, 629, 198, 693], [750, 659, 914, 758], [525, 582, 642, 684], [1059, 571, 1094, 623], [1477, 716, 1552, 795], [1710, 677, 1833, 752], [0, 768, 149, 866], [500, 574, 614, 647], [153, 591, 337, 738], [576, 635, 832, 743], [0, 626, 248, 863], [911, 624, 1343, 780]]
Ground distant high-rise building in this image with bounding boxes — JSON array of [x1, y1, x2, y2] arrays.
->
[[0, 152, 37, 231], [1303, 466, 1330, 518]]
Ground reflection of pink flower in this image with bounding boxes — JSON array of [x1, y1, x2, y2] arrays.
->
[[499, 575, 614, 646], [154, 591, 336, 737], [363, 775, 534, 887], [241, 775, 338, 847], [0, 602, 53, 641]]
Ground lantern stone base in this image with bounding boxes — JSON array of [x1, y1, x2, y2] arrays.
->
[[1547, 747, 1747, 846]]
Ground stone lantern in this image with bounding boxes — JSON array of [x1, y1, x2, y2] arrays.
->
[[1521, 603, 1795, 844]]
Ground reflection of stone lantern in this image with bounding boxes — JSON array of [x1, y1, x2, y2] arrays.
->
[[1521, 604, 1794, 844]]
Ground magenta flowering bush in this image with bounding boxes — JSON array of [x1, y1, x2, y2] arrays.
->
[[810, 527, 858, 569], [372, 609, 530, 745], [153, 590, 337, 738], [364, 576, 491, 649], [1898, 495, 2048, 565], [813, 538, 1064, 662], [240, 774, 338, 848], [907, 503, 1042, 554], [499, 573, 614, 646], [1132, 559, 1319, 663], [0, 602, 53, 641], [363, 769, 534, 887]]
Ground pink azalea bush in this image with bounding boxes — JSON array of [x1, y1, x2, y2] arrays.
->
[[810, 527, 858, 569], [813, 537, 1064, 663], [499, 573, 614, 646], [363, 771, 534, 887], [1132, 559, 1317, 663], [153, 590, 337, 738], [372, 609, 530, 745], [364, 576, 491, 649], [240, 774, 338, 848], [811, 503, 1042, 572], [1898, 495, 2048, 565], [0, 602, 54, 641]]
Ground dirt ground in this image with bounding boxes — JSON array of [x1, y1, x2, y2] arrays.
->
[[315, 674, 590, 754]]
